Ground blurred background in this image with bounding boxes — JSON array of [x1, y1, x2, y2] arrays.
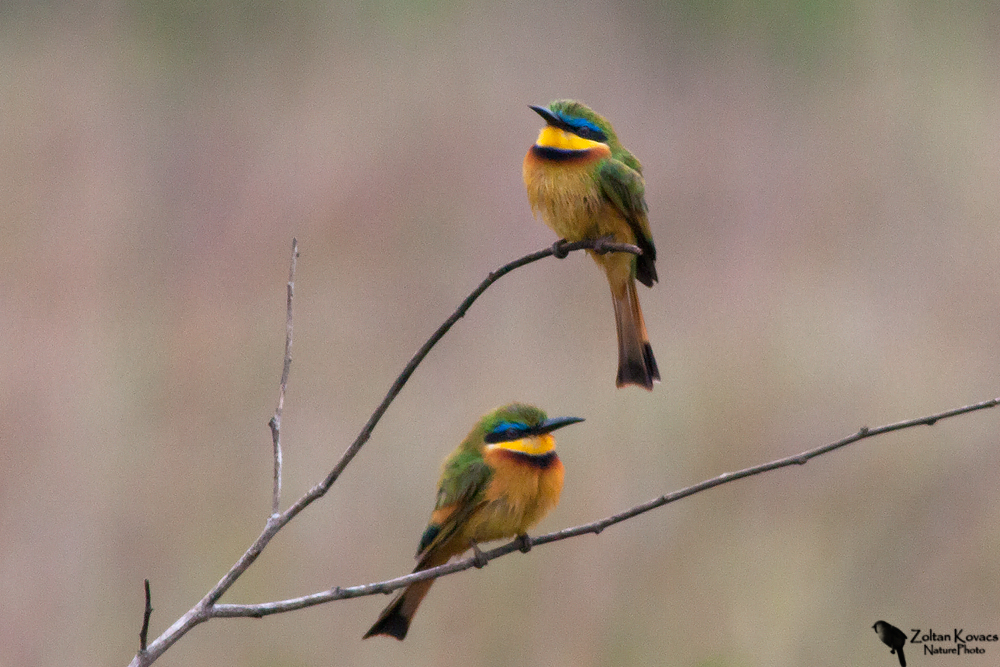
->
[[3, 0, 1000, 665]]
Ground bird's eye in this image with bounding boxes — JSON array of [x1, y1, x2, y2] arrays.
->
[[573, 125, 606, 142]]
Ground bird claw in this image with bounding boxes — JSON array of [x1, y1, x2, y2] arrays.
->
[[514, 534, 532, 553], [470, 541, 488, 568], [551, 239, 571, 259]]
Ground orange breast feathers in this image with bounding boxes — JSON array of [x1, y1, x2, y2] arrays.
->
[[523, 146, 620, 244], [460, 445, 564, 544]]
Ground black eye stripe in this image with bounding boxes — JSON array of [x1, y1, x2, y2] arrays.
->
[[484, 422, 533, 444], [569, 125, 606, 142]]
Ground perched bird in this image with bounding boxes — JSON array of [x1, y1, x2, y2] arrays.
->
[[524, 100, 659, 389], [873, 620, 908, 667], [363, 403, 583, 640]]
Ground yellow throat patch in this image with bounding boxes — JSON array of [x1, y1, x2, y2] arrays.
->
[[487, 433, 556, 456], [535, 126, 606, 152]]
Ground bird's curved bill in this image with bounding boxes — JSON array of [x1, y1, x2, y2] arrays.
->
[[529, 104, 562, 127], [535, 416, 585, 435]]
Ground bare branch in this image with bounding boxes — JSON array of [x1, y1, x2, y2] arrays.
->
[[132, 235, 999, 660], [268, 238, 299, 515], [129, 238, 638, 666], [139, 580, 152, 652], [205, 395, 1000, 619]]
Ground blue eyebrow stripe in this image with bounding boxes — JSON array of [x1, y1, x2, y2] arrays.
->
[[558, 114, 603, 136], [492, 421, 529, 434]]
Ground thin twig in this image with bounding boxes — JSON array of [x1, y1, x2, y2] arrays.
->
[[206, 395, 1000, 619], [268, 238, 298, 516], [139, 580, 152, 652], [128, 238, 638, 666]]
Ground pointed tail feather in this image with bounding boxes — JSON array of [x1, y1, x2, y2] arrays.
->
[[362, 577, 435, 640], [364, 546, 455, 640], [611, 276, 659, 390]]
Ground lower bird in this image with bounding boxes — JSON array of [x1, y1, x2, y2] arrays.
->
[[524, 99, 659, 390], [363, 403, 583, 640]]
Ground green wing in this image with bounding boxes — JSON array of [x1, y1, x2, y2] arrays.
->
[[415, 450, 492, 559], [598, 159, 658, 287]]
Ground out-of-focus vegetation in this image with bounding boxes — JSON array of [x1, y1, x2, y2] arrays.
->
[[3, 1, 999, 665]]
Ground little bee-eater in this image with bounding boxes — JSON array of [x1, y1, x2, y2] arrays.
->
[[363, 403, 583, 640], [524, 100, 660, 390]]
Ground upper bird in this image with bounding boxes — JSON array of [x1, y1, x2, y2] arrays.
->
[[363, 403, 583, 640], [523, 100, 659, 389]]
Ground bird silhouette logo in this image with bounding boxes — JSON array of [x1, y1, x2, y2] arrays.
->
[[873, 620, 908, 666]]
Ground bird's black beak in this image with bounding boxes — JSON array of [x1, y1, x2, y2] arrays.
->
[[534, 416, 585, 435], [529, 104, 562, 127]]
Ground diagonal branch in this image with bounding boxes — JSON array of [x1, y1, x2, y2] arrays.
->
[[203, 394, 1000, 620], [128, 238, 640, 666]]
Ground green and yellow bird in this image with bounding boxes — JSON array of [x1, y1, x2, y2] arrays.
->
[[363, 403, 583, 640], [524, 100, 659, 390]]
